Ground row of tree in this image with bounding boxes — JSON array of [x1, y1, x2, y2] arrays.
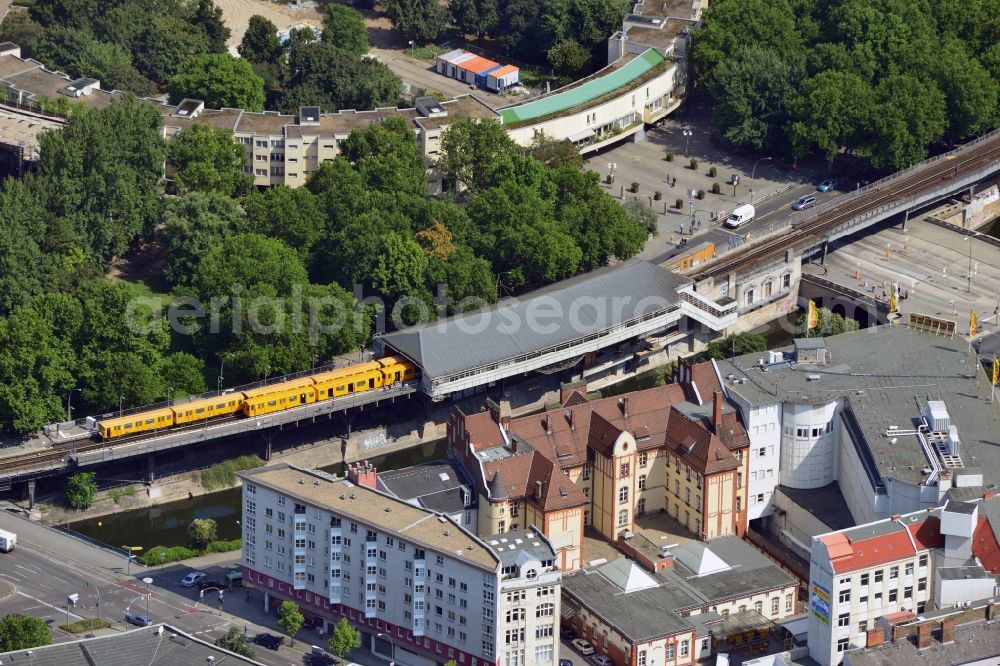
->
[[0, 88, 650, 432], [692, 0, 1000, 170]]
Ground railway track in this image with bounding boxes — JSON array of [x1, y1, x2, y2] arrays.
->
[[691, 130, 1000, 280]]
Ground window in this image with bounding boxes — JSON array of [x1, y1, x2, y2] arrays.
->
[[581, 466, 590, 480], [637, 498, 646, 515], [874, 570, 883, 583], [746, 288, 755, 305], [618, 509, 628, 526], [786, 594, 793, 613], [838, 589, 851, 603], [536, 603, 554, 618], [618, 486, 629, 504], [666, 644, 675, 659], [639, 452, 648, 468], [638, 650, 647, 666], [679, 640, 689, 657], [918, 577, 927, 592], [919, 553, 928, 567], [904, 586, 912, 599], [859, 621, 868, 633], [619, 462, 630, 477], [860, 573, 869, 586], [838, 613, 849, 627], [771, 597, 780, 614], [534, 644, 553, 662], [889, 566, 898, 580], [889, 589, 897, 603], [837, 638, 849, 653], [755, 601, 763, 614], [782, 273, 791, 289], [638, 475, 647, 490], [536, 625, 553, 639]]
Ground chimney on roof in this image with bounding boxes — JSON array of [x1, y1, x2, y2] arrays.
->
[[712, 390, 723, 433], [544, 414, 552, 436], [940, 618, 956, 644], [866, 628, 885, 649], [535, 480, 543, 499], [565, 410, 574, 430], [619, 396, 629, 418], [347, 462, 377, 489], [917, 622, 932, 650], [891, 513, 902, 521]]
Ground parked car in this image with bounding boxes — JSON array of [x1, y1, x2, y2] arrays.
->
[[816, 178, 838, 192], [560, 626, 576, 640], [196, 579, 225, 592], [590, 656, 613, 666], [572, 639, 595, 656], [559, 660, 573, 666], [124, 612, 151, 627], [253, 633, 284, 650], [792, 195, 817, 211], [180, 571, 206, 587]]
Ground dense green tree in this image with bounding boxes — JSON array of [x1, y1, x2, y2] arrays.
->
[[0, 295, 80, 432], [191, 234, 308, 303], [159, 352, 208, 398], [160, 192, 243, 285], [134, 14, 211, 84], [788, 70, 874, 162], [440, 119, 521, 193], [29, 26, 152, 94], [708, 45, 799, 152], [0, 615, 53, 652], [450, 0, 498, 38], [278, 602, 304, 647], [340, 117, 427, 197], [322, 5, 369, 57], [167, 53, 265, 112], [166, 125, 253, 197], [281, 41, 400, 113], [187, 518, 218, 549], [238, 15, 283, 64], [0, 181, 49, 315], [33, 95, 164, 265], [371, 232, 429, 304], [215, 626, 256, 659], [65, 472, 98, 509], [425, 246, 498, 311], [526, 137, 583, 169], [865, 74, 946, 170], [930, 38, 998, 141], [241, 187, 324, 258], [193, 0, 230, 53], [548, 39, 591, 81], [0, 12, 44, 54], [382, 0, 450, 43], [328, 618, 361, 662]]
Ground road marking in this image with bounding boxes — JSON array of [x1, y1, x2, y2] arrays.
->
[[15, 591, 85, 622]]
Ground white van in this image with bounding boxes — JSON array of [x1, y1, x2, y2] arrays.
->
[[725, 204, 755, 228], [0, 529, 16, 552]]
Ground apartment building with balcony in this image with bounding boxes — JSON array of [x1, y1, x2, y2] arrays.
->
[[238, 463, 505, 666]]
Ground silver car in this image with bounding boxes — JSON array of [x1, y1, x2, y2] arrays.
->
[[792, 195, 817, 211]]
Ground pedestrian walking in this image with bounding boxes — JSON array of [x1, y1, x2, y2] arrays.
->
[[244, 625, 248, 637]]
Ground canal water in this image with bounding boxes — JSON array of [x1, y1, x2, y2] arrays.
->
[[66, 438, 448, 551]]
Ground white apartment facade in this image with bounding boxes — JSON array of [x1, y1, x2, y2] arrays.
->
[[807, 499, 1000, 666], [488, 529, 562, 666], [238, 464, 505, 666]]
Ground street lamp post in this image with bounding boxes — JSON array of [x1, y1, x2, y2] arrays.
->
[[67, 388, 81, 422], [377, 632, 396, 666], [749, 157, 772, 205], [165, 388, 173, 407], [87, 581, 101, 621], [967, 235, 974, 293], [408, 40, 414, 57], [607, 162, 617, 184], [142, 577, 153, 620], [118, 395, 125, 418], [263, 366, 270, 385], [218, 357, 225, 395], [682, 129, 692, 156]]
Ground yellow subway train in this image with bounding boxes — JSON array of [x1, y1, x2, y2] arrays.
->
[[96, 356, 418, 440]]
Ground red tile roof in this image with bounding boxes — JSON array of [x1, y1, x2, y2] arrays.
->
[[664, 406, 739, 474], [907, 516, 944, 550], [973, 516, 1000, 573], [821, 526, 916, 574]]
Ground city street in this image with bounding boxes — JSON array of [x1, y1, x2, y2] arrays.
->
[[585, 116, 854, 263]]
